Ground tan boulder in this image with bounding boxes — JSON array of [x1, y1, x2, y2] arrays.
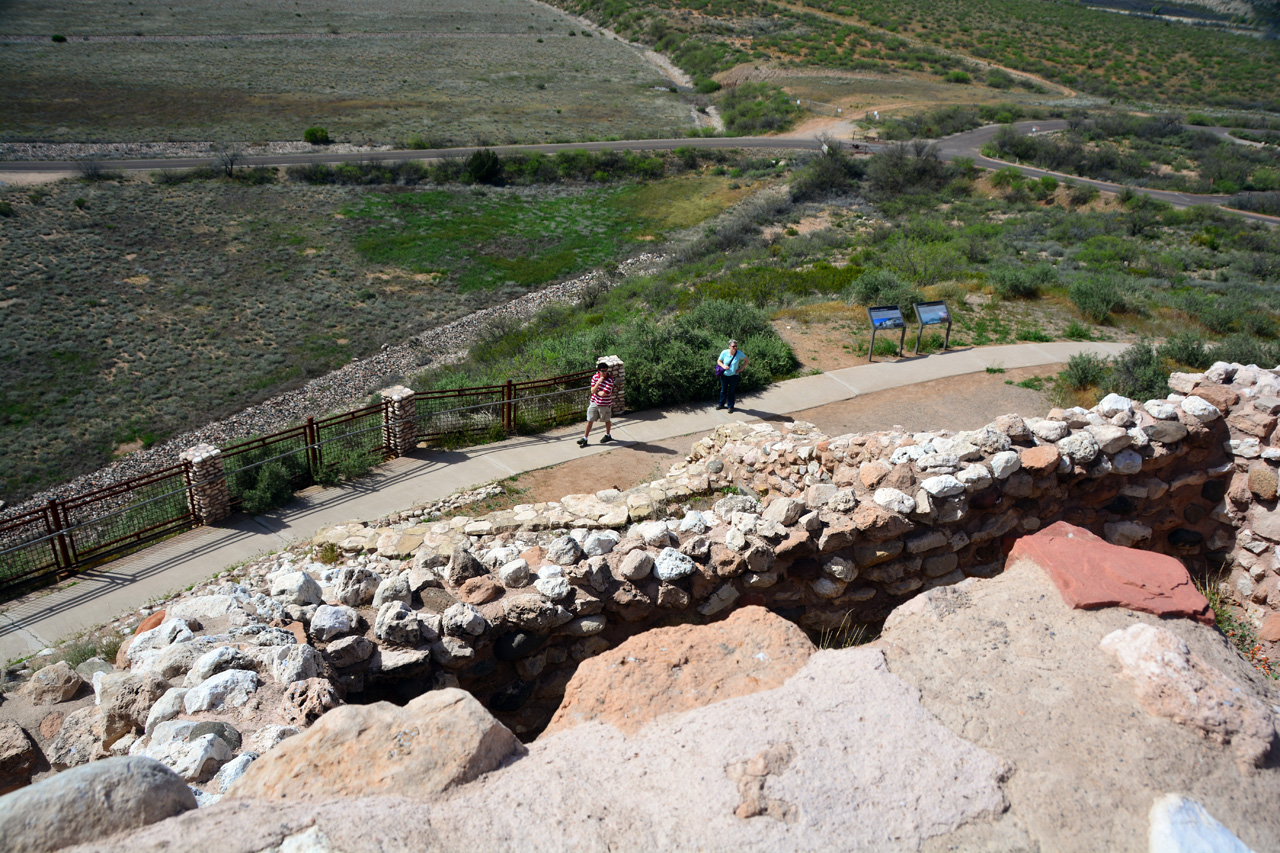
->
[[544, 605, 816, 736], [0, 721, 37, 795], [22, 661, 84, 705], [228, 688, 520, 800]]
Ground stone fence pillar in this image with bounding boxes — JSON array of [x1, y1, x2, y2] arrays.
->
[[381, 385, 418, 458], [598, 355, 625, 413], [181, 443, 230, 525]]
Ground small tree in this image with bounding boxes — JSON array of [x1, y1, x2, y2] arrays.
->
[[215, 149, 243, 179], [465, 149, 504, 185], [304, 126, 331, 145]]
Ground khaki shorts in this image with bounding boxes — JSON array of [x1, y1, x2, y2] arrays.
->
[[586, 403, 612, 423]]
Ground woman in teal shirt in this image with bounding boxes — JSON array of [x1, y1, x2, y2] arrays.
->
[[716, 339, 749, 414]]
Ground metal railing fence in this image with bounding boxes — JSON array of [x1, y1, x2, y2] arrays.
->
[[0, 367, 599, 598]]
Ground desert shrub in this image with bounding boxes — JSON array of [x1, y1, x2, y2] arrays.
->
[[304, 127, 331, 145], [1057, 351, 1110, 392], [238, 461, 295, 515], [718, 82, 802, 134], [51, 34, 66, 42], [1205, 335, 1280, 368], [988, 265, 1042, 299], [789, 148, 863, 202], [945, 70, 971, 84], [1157, 331, 1210, 369], [677, 298, 774, 343], [1069, 274, 1127, 322], [465, 149, 504, 185], [0, 202, 12, 218], [1108, 343, 1170, 401], [1067, 183, 1100, 207], [1063, 320, 1092, 340], [1229, 192, 1280, 217], [865, 142, 949, 201], [850, 269, 921, 308], [881, 237, 962, 288]]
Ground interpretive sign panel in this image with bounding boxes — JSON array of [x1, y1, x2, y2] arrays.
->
[[912, 300, 953, 354], [866, 305, 907, 362]]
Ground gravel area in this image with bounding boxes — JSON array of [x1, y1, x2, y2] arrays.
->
[[0, 140, 396, 162], [0, 253, 661, 522]]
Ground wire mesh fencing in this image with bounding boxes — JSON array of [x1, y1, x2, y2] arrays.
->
[[0, 465, 193, 596], [0, 365, 605, 599]]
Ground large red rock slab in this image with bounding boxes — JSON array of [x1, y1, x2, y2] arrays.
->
[[1009, 522, 1213, 624], [543, 605, 816, 736]]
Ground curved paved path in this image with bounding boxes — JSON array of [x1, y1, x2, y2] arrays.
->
[[0, 340, 1126, 663]]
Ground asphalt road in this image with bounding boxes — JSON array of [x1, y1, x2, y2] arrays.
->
[[2, 121, 1275, 224]]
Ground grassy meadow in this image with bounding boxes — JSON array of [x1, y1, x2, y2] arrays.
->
[[0, 0, 691, 145], [0, 159, 759, 503]]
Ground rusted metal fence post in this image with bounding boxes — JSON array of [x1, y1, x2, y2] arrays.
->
[[380, 385, 417, 458], [180, 443, 231, 525]]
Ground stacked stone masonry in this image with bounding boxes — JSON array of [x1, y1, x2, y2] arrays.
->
[[241, 360, 1275, 733], [179, 444, 230, 526], [59, 362, 1279, 756], [379, 385, 417, 458]]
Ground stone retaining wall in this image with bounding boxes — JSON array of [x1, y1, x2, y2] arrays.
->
[[276, 360, 1280, 734]]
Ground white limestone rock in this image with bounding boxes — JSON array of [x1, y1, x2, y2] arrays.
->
[[269, 572, 322, 607], [582, 530, 621, 557], [654, 547, 696, 581], [309, 604, 357, 642], [873, 488, 916, 515], [182, 670, 259, 714], [921, 475, 965, 498], [989, 451, 1020, 480], [1181, 396, 1221, 422]]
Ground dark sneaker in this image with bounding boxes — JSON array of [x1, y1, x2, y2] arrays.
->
[[727, 408, 735, 414], [715, 404, 726, 410], [600, 434, 613, 444], [577, 438, 589, 448]]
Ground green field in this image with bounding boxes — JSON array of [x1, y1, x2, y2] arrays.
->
[[549, 0, 1280, 111], [0, 164, 756, 503], [0, 0, 691, 145]]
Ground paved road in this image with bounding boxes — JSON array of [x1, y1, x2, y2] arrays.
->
[[3, 121, 1273, 223], [0, 340, 1128, 663]]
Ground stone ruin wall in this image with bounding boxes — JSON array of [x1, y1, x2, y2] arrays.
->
[[281, 360, 1280, 736]]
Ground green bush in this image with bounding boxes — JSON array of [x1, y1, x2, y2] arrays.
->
[[0, 202, 13, 218], [945, 70, 972, 84], [1069, 274, 1127, 322], [51, 34, 66, 42], [465, 149, 504, 185], [850, 269, 921, 309], [718, 82, 801, 134], [240, 461, 295, 515], [1058, 352, 1110, 391], [304, 126, 331, 145], [1205, 335, 1280, 368], [989, 265, 1041, 299], [1108, 343, 1170, 401], [1157, 331, 1209, 369], [1063, 320, 1093, 341], [790, 148, 863, 202]]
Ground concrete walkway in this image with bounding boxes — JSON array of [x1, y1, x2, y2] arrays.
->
[[0, 340, 1127, 663]]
